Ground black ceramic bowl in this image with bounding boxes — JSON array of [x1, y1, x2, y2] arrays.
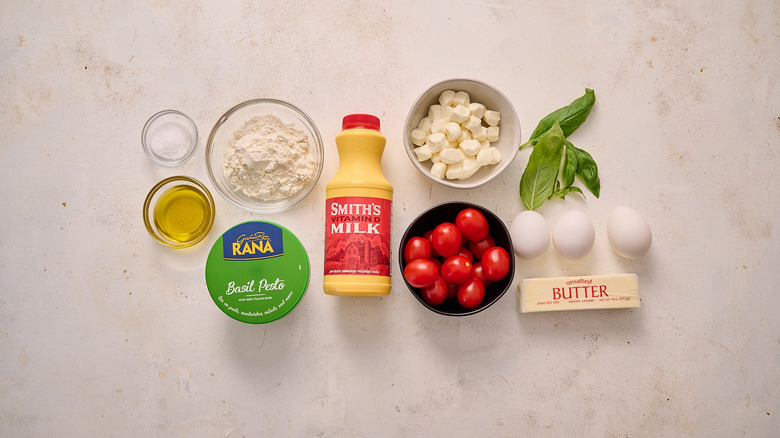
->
[[398, 201, 515, 316]]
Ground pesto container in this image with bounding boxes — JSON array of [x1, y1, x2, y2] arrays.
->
[[205, 221, 310, 323]]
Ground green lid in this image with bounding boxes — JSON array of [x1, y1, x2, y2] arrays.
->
[[205, 221, 310, 323]]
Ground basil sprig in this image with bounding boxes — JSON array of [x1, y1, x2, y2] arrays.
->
[[519, 89, 601, 210]]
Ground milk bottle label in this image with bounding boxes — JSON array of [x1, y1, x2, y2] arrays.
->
[[324, 196, 392, 276]]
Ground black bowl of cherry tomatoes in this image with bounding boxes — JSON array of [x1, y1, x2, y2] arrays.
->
[[399, 201, 515, 316]]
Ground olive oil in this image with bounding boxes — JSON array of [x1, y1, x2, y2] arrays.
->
[[153, 185, 212, 244]]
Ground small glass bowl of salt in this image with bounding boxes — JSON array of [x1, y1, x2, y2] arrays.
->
[[142, 110, 198, 166]]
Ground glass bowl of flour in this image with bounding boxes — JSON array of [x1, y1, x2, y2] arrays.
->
[[206, 99, 324, 213]]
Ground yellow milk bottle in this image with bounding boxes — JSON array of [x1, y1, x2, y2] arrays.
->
[[323, 114, 393, 296]]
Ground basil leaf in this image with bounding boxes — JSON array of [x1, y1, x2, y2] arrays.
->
[[561, 140, 578, 188], [573, 146, 600, 198], [520, 122, 565, 210], [550, 186, 584, 200], [520, 89, 595, 149]]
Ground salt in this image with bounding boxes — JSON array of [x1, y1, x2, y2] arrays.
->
[[150, 121, 192, 161]]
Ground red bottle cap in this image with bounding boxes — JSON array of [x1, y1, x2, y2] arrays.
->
[[342, 114, 380, 131]]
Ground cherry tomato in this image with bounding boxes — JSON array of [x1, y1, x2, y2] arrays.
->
[[428, 256, 442, 273], [404, 236, 431, 263], [422, 229, 439, 257], [481, 246, 511, 282], [431, 222, 461, 258], [403, 259, 438, 288], [456, 246, 474, 263], [468, 235, 495, 260], [440, 255, 472, 285], [456, 208, 489, 241], [446, 282, 458, 300], [421, 277, 447, 306], [471, 262, 492, 287], [457, 279, 485, 309]]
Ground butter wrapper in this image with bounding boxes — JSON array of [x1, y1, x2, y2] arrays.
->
[[518, 274, 640, 313]]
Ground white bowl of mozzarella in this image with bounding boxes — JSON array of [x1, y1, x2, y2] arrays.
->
[[404, 79, 520, 189]]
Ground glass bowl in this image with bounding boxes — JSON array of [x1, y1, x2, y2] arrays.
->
[[398, 201, 515, 316], [205, 99, 324, 213], [142, 110, 199, 166], [143, 176, 215, 248], [403, 78, 520, 189]]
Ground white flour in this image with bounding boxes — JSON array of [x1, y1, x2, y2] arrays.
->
[[224, 115, 316, 201]]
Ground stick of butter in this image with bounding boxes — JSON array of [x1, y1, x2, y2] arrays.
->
[[518, 274, 640, 313]]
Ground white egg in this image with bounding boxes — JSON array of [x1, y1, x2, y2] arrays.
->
[[509, 210, 550, 261], [552, 210, 595, 262], [607, 206, 652, 259]]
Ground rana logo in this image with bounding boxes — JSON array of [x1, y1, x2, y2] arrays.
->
[[223, 222, 284, 261]]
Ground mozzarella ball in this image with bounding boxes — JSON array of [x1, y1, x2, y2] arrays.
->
[[509, 211, 551, 261], [418, 117, 432, 132], [426, 133, 448, 152], [459, 139, 481, 156], [430, 162, 447, 179], [444, 122, 461, 142], [552, 210, 595, 262], [476, 148, 493, 166], [439, 90, 456, 106], [410, 128, 427, 146], [607, 206, 652, 259]]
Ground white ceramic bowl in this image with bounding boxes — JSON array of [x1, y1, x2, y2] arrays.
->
[[205, 99, 323, 213], [403, 79, 520, 189]]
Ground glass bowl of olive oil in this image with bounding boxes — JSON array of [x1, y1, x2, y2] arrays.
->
[[143, 176, 216, 248]]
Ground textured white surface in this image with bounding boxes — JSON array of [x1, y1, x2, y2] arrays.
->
[[1, 1, 779, 436]]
